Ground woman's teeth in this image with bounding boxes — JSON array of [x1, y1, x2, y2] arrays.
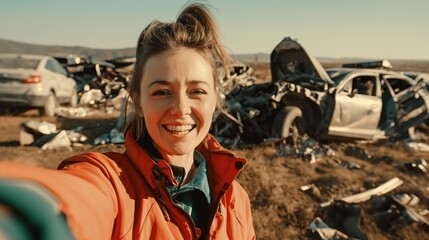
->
[[165, 125, 194, 135]]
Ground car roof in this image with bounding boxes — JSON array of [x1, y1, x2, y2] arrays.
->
[[327, 67, 409, 76]]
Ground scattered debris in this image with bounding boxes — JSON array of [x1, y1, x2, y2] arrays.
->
[[369, 195, 429, 230], [33, 130, 71, 150], [321, 177, 403, 207], [19, 121, 57, 146], [402, 140, 429, 152], [275, 134, 335, 163], [65, 129, 88, 144], [218, 62, 256, 95], [55, 106, 96, 118], [316, 201, 369, 240], [398, 158, 427, 175], [394, 193, 420, 206], [79, 89, 105, 106], [307, 217, 351, 240], [19, 121, 89, 150], [300, 184, 322, 201], [344, 146, 372, 160], [334, 159, 361, 170], [93, 127, 125, 145]]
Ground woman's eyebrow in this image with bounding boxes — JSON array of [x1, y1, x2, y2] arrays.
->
[[187, 80, 210, 86], [148, 79, 211, 87], [148, 80, 169, 87]]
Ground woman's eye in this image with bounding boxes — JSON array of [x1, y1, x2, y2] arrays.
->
[[152, 89, 171, 96], [190, 89, 207, 95]]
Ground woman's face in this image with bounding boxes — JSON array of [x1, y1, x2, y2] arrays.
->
[[140, 48, 217, 156]]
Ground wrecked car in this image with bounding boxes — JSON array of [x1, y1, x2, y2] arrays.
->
[[211, 37, 429, 147], [403, 71, 429, 91], [65, 61, 129, 104], [0, 54, 78, 117], [218, 62, 256, 95]]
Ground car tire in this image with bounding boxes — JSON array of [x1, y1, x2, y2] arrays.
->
[[39, 92, 57, 117], [272, 106, 305, 145]]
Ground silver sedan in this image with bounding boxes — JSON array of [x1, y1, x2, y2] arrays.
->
[[0, 54, 78, 116]]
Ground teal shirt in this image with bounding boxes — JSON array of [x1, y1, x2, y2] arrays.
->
[[167, 151, 211, 238], [139, 135, 212, 238]]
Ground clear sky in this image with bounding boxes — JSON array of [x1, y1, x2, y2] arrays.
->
[[1, 0, 428, 60]]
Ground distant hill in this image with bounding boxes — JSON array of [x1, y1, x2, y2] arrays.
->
[[0, 38, 135, 61], [0, 38, 428, 72]]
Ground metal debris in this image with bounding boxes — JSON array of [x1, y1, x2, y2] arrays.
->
[[316, 201, 368, 240], [218, 62, 256, 95], [33, 130, 72, 150], [370, 195, 429, 229], [19, 121, 57, 146], [399, 158, 427, 174], [334, 159, 361, 170], [93, 128, 124, 145], [19, 121, 89, 150], [344, 146, 372, 160], [394, 193, 420, 206], [307, 217, 351, 240], [321, 177, 404, 207], [300, 184, 322, 201], [275, 134, 335, 163], [402, 140, 429, 152], [79, 89, 105, 106], [65, 130, 88, 144], [55, 106, 96, 118]]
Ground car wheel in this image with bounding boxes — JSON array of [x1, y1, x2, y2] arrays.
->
[[272, 106, 305, 145], [69, 89, 78, 107], [39, 92, 57, 117]]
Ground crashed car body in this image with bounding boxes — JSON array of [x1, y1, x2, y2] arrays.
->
[[65, 61, 128, 101], [0, 54, 78, 116], [217, 62, 256, 95], [271, 37, 429, 140], [211, 37, 429, 147], [403, 71, 429, 90]]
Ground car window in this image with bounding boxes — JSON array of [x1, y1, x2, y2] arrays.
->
[[328, 71, 350, 85], [339, 75, 376, 96], [46, 59, 57, 72], [0, 57, 39, 69], [341, 80, 352, 93], [51, 59, 67, 75], [46, 59, 67, 75], [352, 76, 376, 96], [386, 78, 412, 93]]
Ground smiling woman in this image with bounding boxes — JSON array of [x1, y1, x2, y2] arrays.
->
[[0, 3, 255, 240]]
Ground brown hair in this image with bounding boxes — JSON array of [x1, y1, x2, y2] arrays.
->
[[125, 3, 231, 140]]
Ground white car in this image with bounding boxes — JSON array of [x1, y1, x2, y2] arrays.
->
[[0, 54, 78, 116]]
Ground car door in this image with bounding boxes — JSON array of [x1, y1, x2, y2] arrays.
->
[[385, 75, 429, 137], [327, 72, 383, 139], [46, 58, 73, 102]]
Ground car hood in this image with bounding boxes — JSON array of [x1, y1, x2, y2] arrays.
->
[[271, 37, 334, 88]]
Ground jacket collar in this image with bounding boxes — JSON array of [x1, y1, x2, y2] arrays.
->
[[124, 130, 247, 200]]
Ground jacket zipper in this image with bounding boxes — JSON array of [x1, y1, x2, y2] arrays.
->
[[158, 187, 199, 239], [205, 189, 226, 240]]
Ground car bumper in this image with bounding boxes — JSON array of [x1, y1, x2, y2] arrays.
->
[[0, 93, 48, 108]]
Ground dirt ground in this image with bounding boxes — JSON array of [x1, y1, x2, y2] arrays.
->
[[1, 63, 429, 239]]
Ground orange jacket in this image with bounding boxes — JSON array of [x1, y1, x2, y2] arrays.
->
[[0, 131, 256, 240]]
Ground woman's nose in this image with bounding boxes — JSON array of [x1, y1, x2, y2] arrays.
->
[[170, 94, 191, 116]]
